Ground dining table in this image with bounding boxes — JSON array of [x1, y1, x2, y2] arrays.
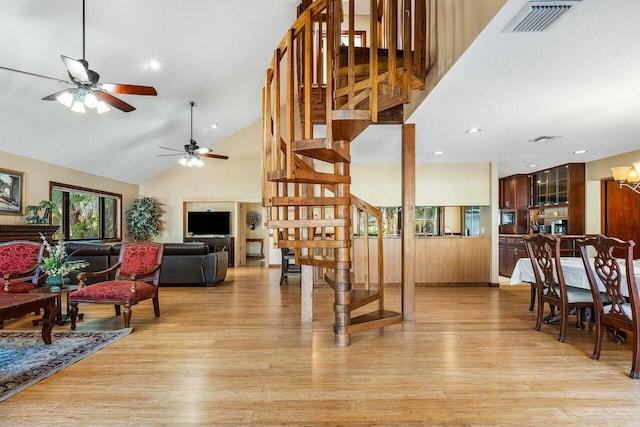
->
[[510, 256, 640, 297]]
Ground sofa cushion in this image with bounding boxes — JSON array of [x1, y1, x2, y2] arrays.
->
[[71, 280, 156, 302]]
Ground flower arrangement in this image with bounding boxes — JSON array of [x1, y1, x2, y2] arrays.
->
[[39, 233, 89, 283], [246, 211, 261, 230]]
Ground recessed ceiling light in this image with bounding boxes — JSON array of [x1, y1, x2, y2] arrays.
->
[[465, 128, 482, 134], [211, 124, 218, 129], [147, 59, 161, 70], [433, 150, 444, 155], [573, 149, 587, 154], [527, 164, 538, 168]]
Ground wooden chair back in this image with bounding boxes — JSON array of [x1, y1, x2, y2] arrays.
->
[[578, 234, 640, 378], [0, 240, 45, 292], [115, 242, 164, 286]]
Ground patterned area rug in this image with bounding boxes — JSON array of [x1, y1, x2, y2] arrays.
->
[[0, 328, 131, 402]]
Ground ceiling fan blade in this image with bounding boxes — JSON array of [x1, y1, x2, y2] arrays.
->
[[94, 92, 135, 112], [42, 88, 75, 101], [100, 83, 157, 96], [156, 153, 184, 157], [61, 55, 89, 83], [158, 146, 186, 153], [0, 66, 71, 84], [201, 153, 229, 160]]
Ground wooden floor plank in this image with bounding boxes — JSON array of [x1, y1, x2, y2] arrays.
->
[[2, 266, 640, 426]]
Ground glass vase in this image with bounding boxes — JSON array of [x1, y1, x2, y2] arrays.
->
[[45, 275, 68, 292]]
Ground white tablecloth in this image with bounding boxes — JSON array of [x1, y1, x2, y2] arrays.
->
[[510, 257, 640, 297]]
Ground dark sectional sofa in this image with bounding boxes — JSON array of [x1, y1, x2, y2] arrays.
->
[[64, 242, 228, 287]]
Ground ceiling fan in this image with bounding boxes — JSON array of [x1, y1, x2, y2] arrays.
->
[[0, 0, 156, 113], [157, 101, 229, 167]]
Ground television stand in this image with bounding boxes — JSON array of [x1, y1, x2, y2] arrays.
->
[[183, 236, 234, 267]]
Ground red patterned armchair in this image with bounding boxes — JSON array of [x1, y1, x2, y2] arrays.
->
[[68, 242, 164, 329], [0, 240, 45, 294]]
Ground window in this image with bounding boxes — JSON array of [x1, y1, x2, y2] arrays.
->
[[415, 207, 442, 236], [50, 182, 122, 241], [464, 206, 481, 236]]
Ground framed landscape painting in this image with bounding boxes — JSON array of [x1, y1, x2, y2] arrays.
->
[[0, 168, 25, 215]]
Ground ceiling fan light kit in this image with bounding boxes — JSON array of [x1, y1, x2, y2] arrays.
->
[[157, 101, 229, 167], [0, 0, 156, 114]]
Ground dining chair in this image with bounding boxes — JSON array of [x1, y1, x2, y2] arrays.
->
[[578, 234, 640, 379], [68, 242, 164, 329], [280, 247, 301, 285], [524, 233, 594, 342]]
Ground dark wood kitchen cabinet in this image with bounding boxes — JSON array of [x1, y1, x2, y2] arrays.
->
[[499, 236, 528, 277], [499, 174, 529, 234]]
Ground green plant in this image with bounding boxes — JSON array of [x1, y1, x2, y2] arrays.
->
[[125, 196, 162, 241], [25, 200, 58, 224], [39, 233, 89, 279]]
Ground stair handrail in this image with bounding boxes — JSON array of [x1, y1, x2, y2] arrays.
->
[[351, 194, 384, 301], [264, 1, 434, 186]]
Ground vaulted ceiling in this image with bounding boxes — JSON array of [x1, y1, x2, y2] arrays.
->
[[1, 0, 638, 184]]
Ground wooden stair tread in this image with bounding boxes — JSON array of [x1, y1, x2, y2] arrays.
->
[[275, 239, 348, 249], [331, 110, 371, 141], [267, 196, 351, 207], [270, 218, 348, 228], [293, 138, 351, 163], [350, 289, 381, 311], [335, 310, 402, 334], [298, 255, 350, 270], [267, 169, 350, 184]]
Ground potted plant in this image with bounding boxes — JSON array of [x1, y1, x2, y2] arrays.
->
[[39, 233, 89, 292], [25, 200, 57, 224], [125, 196, 163, 241]]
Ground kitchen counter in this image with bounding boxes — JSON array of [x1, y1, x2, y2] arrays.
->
[[353, 236, 490, 284]]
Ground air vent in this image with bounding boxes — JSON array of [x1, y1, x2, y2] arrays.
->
[[529, 135, 561, 143], [502, 1, 581, 33]]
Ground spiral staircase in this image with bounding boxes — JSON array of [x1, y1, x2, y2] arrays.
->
[[262, 0, 436, 345]]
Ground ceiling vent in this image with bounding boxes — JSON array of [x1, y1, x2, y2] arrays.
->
[[502, 1, 581, 33], [529, 135, 561, 143]]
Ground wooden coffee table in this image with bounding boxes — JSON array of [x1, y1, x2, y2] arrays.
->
[[0, 294, 58, 344]]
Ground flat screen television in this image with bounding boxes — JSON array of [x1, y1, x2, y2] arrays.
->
[[187, 211, 231, 236]]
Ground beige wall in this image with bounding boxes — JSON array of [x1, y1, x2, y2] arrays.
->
[[0, 150, 139, 232], [351, 162, 491, 206], [139, 120, 263, 243], [584, 150, 640, 235]]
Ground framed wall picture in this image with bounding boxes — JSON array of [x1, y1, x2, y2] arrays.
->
[[0, 168, 25, 215]]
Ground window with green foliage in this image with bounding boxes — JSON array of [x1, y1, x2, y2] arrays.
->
[[415, 206, 441, 236], [364, 207, 402, 236], [50, 182, 121, 241]]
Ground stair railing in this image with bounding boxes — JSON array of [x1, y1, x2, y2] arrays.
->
[[263, 1, 435, 195], [351, 194, 385, 309]]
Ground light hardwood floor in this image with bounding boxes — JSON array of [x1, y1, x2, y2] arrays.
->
[[2, 267, 640, 426]]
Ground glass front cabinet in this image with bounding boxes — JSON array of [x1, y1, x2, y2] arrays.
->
[[527, 163, 585, 235]]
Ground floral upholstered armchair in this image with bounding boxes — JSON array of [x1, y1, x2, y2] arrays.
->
[[0, 240, 46, 294], [68, 242, 164, 329]]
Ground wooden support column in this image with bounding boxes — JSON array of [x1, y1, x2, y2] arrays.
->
[[402, 124, 416, 322], [334, 160, 352, 347], [301, 265, 314, 322]]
